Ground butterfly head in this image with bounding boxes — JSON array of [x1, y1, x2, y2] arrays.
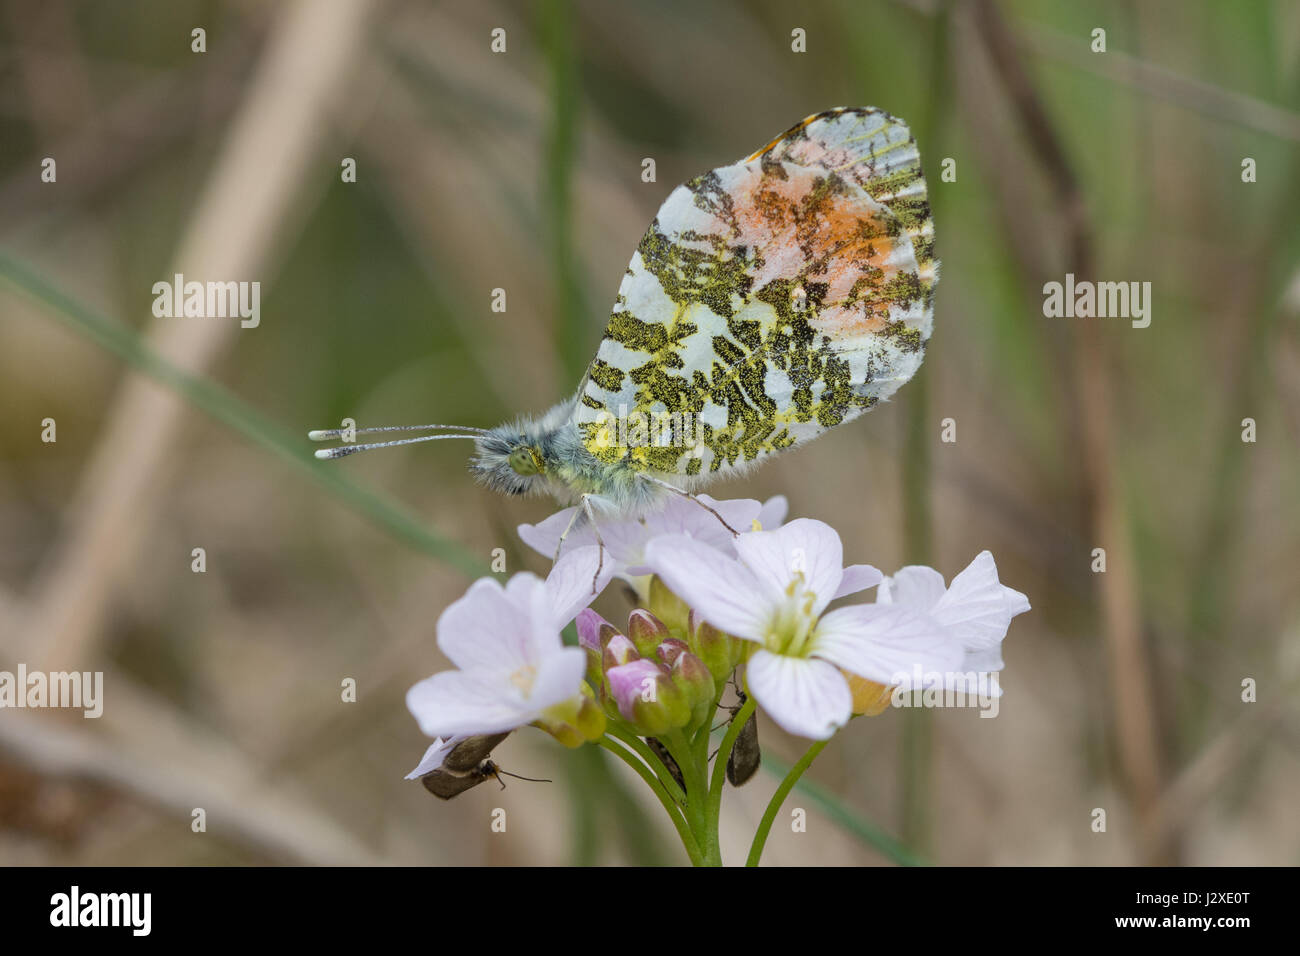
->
[[469, 421, 554, 497], [308, 406, 574, 500]]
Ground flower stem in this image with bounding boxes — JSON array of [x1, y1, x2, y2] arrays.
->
[[664, 728, 717, 865], [606, 725, 686, 805], [745, 738, 830, 867], [597, 737, 702, 865], [704, 691, 757, 863]]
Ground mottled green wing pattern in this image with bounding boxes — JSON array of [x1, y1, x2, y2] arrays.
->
[[747, 106, 938, 309], [575, 107, 936, 482]]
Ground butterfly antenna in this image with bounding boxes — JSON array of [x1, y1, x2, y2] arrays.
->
[[494, 768, 553, 785], [308, 423, 487, 440], [308, 425, 484, 460]]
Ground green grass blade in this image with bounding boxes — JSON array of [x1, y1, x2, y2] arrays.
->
[[760, 751, 929, 867], [0, 253, 486, 579]]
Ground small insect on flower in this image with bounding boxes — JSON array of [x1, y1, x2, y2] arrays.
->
[[310, 108, 937, 562], [645, 736, 687, 794], [724, 691, 761, 787], [414, 733, 553, 800], [421, 760, 552, 800]]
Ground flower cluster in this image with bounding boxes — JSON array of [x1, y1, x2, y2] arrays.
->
[[404, 494, 1029, 864]]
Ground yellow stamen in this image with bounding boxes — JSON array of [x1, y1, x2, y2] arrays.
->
[[510, 664, 537, 697]]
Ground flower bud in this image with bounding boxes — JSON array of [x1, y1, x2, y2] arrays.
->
[[655, 638, 690, 668], [845, 673, 894, 717], [627, 609, 670, 657], [576, 608, 611, 652], [574, 688, 607, 740], [536, 683, 607, 746], [648, 575, 690, 635], [671, 650, 717, 727], [688, 610, 743, 683], [606, 659, 691, 735], [584, 644, 605, 701], [575, 611, 605, 696], [602, 632, 640, 672]]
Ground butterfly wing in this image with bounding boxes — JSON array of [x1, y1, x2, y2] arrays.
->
[[746, 106, 937, 304], [575, 107, 936, 481]]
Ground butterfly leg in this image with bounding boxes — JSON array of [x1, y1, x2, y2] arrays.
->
[[550, 496, 610, 592], [579, 494, 609, 593], [552, 506, 586, 564], [639, 475, 742, 536]]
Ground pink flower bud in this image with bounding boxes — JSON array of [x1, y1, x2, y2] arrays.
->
[[655, 637, 691, 667], [606, 659, 690, 735], [627, 609, 670, 657], [602, 633, 640, 671]]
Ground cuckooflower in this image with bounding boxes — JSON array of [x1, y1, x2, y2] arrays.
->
[[755, 494, 788, 531], [518, 494, 789, 578], [645, 519, 962, 739], [877, 551, 1030, 690], [405, 546, 612, 740]]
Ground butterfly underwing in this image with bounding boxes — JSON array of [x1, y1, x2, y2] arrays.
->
[[725, 691, 761, 787], [310, 107, 936, 527]]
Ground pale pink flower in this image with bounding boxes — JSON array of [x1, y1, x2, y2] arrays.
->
[[645, 519, 961, 739], [877, 552, 1030, 691], [405, 547, 611, 739]]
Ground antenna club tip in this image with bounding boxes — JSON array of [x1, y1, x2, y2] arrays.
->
[[307, 430, 333, 441], [313, 449, 335, 460]]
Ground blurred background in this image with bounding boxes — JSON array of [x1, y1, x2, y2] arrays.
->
[[1, 0, 1298, 866]]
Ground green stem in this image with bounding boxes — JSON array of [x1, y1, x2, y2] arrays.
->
[[606, 725, 686, 805], [746, 738, 830, 867], [596, 737, 701, 866], [705, 692, 757, 864], [663, 728, 715, 864]]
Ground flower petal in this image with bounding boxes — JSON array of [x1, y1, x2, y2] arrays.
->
[[520, 506, 654, 576], [877, 565, 947, 613], [746, 650, 852, 740], [575, 607, 610, 652], [436, 578, 532, 672], [834, 564, 883, 599], [931, 551, 1029, 652], [517, 507, 591, 559], [405, 737, 458, 780], [405, 671, 531, 738], [527, 646, 590, 712], [544, 545, 613, 626], [734, 519, 845, 617], [811, 604, 963, 686], [948, 663, 1003, 697], [623, 495, 761, 574], [643, 535, 769, 641], [756, 494, 789, 530]]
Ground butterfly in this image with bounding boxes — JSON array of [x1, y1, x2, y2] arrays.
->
[[311, 107, 937, 549]]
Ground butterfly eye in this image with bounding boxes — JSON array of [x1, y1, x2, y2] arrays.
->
[[507, 447, 540, 476]]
